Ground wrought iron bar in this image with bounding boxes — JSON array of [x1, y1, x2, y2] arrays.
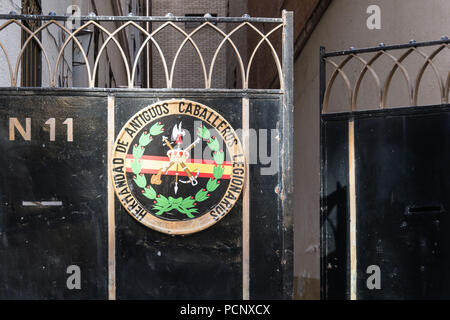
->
[[0, 13, 283, 23], [323, 38, 449, 58]]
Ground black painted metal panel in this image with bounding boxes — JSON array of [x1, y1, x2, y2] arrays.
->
[[249, 97, 285, 299], [321, 105, 450, 300], [355, 108, 450, 299], [114, 95, 244, 299], [320, 116, 349, 300], [0, 92, 108, 299], [0, 91, 290, 300]]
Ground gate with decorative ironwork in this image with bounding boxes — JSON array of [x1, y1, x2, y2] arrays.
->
[[0, 11, 293, 299], [320, 38, 450, 299]]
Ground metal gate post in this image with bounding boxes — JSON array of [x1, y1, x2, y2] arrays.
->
[[282, 9, 294, 299], [319, 45, 326, 299], [107, 95, 116, 300], [242, 95, 250, 300]]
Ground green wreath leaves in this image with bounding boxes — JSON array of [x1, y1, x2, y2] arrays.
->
[[132, 123, 225, 219], [131, 122, 163, 201]]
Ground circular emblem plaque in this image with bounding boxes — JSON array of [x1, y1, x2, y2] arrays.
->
[[111, 99, 246, 235]]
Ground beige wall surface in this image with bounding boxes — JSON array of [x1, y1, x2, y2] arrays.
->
[[294, 0, 450, 299]]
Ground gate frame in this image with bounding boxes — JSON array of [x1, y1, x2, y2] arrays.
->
[[0, 11, 294, 300]]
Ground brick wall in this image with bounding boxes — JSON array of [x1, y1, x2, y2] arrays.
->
[[151, 0, 229, 88]]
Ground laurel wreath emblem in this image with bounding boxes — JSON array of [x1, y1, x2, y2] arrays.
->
[[131, 123, 225, 219]]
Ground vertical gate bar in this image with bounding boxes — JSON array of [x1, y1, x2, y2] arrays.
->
[[146, 0, 151, 88], [107, 95, 116, 300], [242, 96, 250, 300], [348, 119, 357, 300], [282, 10, 294, 299], [319, 46, 326, 114], [319, 45, 326, 299]]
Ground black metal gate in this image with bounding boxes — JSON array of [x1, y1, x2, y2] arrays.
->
[[320, 38, 450, 299], [0, 12, 293, 300]]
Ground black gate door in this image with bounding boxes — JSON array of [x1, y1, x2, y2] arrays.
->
[[322, 106, 450, 299], [320, 39, 450, 299], [0, 91, 109, 299], [0, 12, 293, 300]]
